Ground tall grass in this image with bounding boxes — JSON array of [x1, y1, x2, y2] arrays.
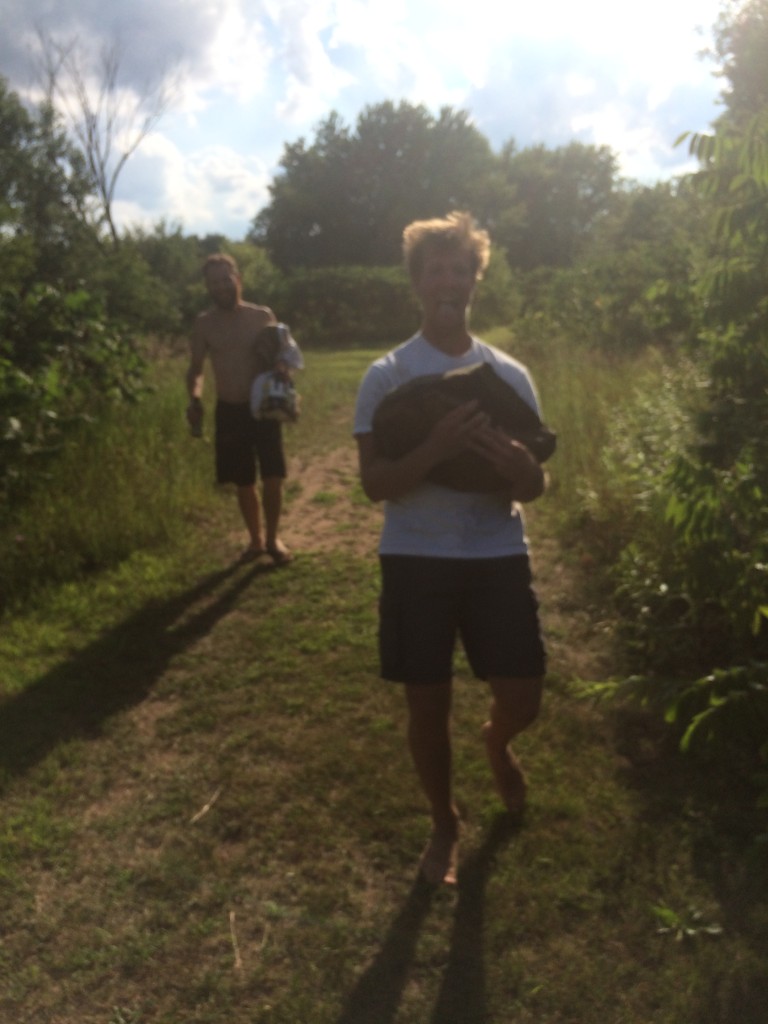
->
[[486, 327, 696, 554], [288, 347, 385, 455], [2, 335, 690, 615], [0, 350, 386, 615], [0, 362, 218, 613]]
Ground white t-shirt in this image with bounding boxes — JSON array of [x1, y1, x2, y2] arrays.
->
[[353, 333, 543, 559]]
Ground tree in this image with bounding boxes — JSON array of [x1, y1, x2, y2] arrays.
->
[[251, 102, 500, 270], [0, 76, 97, 291], [38, 33, 173, 246], [493, 141, 620, 271], [682, 0, 768, 326], [619, 0, 768, 746], [0, 78, 149, 508], [124, 223, 209, 336], [533, 181, 707, 350], [709, 0, 768, 124]]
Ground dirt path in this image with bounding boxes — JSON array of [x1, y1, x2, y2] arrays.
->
[[282, 446, 614, 684], [284, 445, 382, 557]]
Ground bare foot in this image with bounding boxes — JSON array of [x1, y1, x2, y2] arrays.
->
[[266, 540, 293, 565], [238, 545, 266, 563], [482, 722, 527, 816], [419, 822, 460, 886]]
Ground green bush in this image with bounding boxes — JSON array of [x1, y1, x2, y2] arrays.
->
[[278, 265, 419, 347], [275, 251, 521, 349], [0, 284, 146, 507], [0, 360, 212, 614]]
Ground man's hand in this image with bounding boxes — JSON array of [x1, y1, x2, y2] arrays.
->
[[425, 401, 489, 462], [186, 397, 204, 437], [468, 425, 545, 501]]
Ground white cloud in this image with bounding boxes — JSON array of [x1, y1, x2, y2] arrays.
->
[[195, 3, 274, 104], [0, 0, 728, 238], [262, 0, 356, 122], [197, 145, 272, 225], [114, 132, 272, 237]]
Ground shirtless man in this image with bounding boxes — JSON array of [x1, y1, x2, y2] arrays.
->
[[186, 253, 292, 564]]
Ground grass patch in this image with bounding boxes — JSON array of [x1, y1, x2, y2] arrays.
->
[[1, 344, 767, 1022], [0, 362, 219, 614]]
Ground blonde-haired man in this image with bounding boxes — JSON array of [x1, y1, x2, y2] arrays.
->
[[402, 209, 491, 281], [354, 212, 546, 884]]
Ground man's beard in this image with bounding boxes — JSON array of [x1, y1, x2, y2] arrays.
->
[[213, 290, 238, 309]]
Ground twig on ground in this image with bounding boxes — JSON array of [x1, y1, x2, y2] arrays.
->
[[229, 910, 243, 970], [189, 786, 223, 824]]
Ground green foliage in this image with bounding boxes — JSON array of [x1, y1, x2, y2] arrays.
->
[[545, 347, 698, 572], [252, 101, 500, 270], [598, 1, 768, 820], [0, 284, 146, 507], [270, 249, 519, 348], [604, 329, 768, 728], [278, 264, 419, 347], [710, 0, 768, 123], [494, 140, 620, 271], [471, 248, 522, 330], [515, 183, 705, 352], [0, 360, 212, 613], [94, 230, 198, 338], [223, 241, 283, 308], [648, 128, 768, 672], [652, 903, 724, 941], [680, 111, 768, 327], [0, 78, 98, 292], [667, 662, 768, 759]]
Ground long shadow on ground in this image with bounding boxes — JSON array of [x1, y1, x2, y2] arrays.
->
[[431, 815, 520, 1024], [337, 815, 519, 1024], [0, 560, 274, 791]]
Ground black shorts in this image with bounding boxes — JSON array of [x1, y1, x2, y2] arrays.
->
[[214, 401, 286, 487], [378, 555, 546, 684]]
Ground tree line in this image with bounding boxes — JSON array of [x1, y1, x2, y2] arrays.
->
[[0, 63, 704, 508]]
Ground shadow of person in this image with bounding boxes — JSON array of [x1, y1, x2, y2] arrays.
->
[[430, 814, 521, 1024], [336, 876, 435, 1024], [0, 560, 272, 791], [337, 815, 520, 1024]]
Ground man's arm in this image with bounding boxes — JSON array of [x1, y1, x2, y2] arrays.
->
[[468, 426, 546, 503], [356, 402, 488, 502], [358, 413, 545, 504], [187, 316, 208, 398], [186, 317, 207, 433]]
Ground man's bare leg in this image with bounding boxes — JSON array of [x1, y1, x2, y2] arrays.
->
[[482, 676, 542, 816], [405, 682, 460, 885], [262, 476, 291, 562], [236, 485, 264, 556]]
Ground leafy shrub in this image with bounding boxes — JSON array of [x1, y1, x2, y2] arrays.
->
[[0, 284, 146, 508], [667, 662, 768, 761], [278, 265, 419, 348], [275, 250, 520, 349], [547, 349, 698, 574]]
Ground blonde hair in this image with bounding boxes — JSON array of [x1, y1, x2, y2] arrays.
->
[[402, 211, 491, 281]]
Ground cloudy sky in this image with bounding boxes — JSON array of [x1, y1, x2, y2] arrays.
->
[[1, 0, 728, 240]]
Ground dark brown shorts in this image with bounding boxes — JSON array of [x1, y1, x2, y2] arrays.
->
[[378, 554, 546, 684], [214, 401, 285, 486]]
